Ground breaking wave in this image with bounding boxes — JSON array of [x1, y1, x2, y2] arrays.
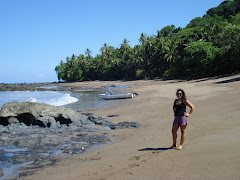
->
[[0, 91, 78, 108]]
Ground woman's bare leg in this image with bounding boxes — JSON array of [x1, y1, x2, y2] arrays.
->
[[178, 125, 187, 150], [171, 125, 179, 148]]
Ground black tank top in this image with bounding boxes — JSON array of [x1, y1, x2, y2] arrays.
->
[[174, 99, 186, 116]]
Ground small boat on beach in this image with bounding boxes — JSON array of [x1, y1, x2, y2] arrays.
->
[[99, 86, 134, 100]]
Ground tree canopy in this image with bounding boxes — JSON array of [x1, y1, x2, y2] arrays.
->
[[55, 0, 240, 81]]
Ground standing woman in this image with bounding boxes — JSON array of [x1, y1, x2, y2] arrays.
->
[[171, 89, 194, 150]]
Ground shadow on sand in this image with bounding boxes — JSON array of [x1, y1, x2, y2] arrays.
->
[[214, 77, 240, 84], [152, 73, 240, 84], [138, 147, 173, 151]]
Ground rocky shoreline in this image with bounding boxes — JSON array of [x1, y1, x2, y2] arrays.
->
[[0, 102, 141, 179], [0, 82, 58, 91], [0, 123, 113, 179], [0, 82, 103, 92]]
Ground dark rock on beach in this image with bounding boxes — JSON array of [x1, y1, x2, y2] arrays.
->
[[0, 102, 96, 131], [108, 121, 142, 129], [107, 114, 120, 117], [83, 113, 115, 126], [0, 102, 141, 179]]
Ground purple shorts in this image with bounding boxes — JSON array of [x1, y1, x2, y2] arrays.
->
[[173, 116, 188, 125]]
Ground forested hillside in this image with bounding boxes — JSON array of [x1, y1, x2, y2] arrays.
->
[[55, 0, 240, 81]]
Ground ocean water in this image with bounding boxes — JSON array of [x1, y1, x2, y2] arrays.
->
[[0, 91, 78, 108], [62, 90, 120, 111], [0, 90, 124, 111]]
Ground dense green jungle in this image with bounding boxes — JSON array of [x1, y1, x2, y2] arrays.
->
[[55, 0, 240, 81]]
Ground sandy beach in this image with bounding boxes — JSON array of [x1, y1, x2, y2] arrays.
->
[[23, 74, 240, 180]]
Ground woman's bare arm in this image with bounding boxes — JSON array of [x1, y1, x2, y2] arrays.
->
[[185, 100, 195, 116]]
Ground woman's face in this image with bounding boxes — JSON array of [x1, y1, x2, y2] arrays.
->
[[176, 91, 183, 99]]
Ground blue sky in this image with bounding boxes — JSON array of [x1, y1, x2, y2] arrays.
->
[[0, 0, 224, 83]]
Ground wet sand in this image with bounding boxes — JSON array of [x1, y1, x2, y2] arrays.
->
[[23, 74, 240, 180]]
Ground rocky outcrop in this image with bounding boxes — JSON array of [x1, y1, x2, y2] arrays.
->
[[83, 113, 115, 126], [0, 83, 57, 91], [108, 121, 142, 129], [0, 82, 102, 92], [0, 102, 94, 130], [0, 102, 142, 130], [0, 102, 142, 179], [83, 113, 141, 130]]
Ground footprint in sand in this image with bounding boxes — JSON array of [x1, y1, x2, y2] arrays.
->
[[129, 164, 140, 168], [129, 156, 141, 161]]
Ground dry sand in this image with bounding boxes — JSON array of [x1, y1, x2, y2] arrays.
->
[[23, 74, 240, 180]]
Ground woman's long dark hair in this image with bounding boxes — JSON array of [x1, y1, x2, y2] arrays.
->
[[176, 88, 187, 104]]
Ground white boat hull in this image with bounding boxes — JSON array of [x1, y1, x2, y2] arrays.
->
[[99, 93, 133, 100]]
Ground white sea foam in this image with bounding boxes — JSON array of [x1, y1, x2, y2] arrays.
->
[[0, 91, 78, 108], [44, 93, 79, 106], [28, 98, 37, 102]]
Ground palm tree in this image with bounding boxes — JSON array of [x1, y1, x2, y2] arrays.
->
[[78, 54, 86, 67], [99, 43, 111, 63], [66, 54, 78, 81], [156, 30, 161, 38], [132, 45, 143, 66], [85, 49, 92, 59], [163, 37, 179, 66], [139, 33, 147, 45], [120, 39, 130, 55], [100, 46, 105, 62], [104, 43, 110, 58]]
